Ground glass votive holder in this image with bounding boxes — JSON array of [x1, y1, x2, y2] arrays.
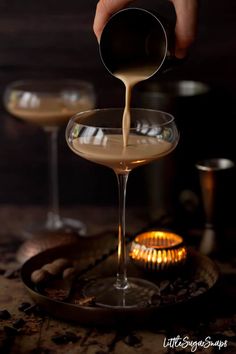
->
[[129, 230, 187, 271]]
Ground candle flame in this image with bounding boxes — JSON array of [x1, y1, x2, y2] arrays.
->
[[130, 231, 187, 271]]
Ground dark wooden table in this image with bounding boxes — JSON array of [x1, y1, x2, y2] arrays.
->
[[1, 204, 236, 354], [0, 1, 236, 352]]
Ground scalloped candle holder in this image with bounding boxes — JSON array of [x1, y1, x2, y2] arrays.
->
[[130, 230, 187, 271]]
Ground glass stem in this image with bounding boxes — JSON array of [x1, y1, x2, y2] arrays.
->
[[115, 172, 129, 290], [46, 128, 61, 230]]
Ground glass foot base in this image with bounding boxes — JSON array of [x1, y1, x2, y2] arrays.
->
[[54, 217, 87, 236], [17, 218, 87, 264], [83, 277, 159, 308], [22, 217, 86, 239]]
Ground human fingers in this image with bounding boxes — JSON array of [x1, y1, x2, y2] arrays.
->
[[93, 0, 134, 41], [170, 0, 198, 58]]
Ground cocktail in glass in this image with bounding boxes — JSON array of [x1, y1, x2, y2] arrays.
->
[[66, 108, 179, 307], [4, 79, 95, 237]]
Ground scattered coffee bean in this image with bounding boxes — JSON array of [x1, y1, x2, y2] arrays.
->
[[13, 318, 25, 329], [124, 333, 142, 347], [150, 294, 161, 306], [51, 331, 79, 345], [64, 331, 80, 343], [173, 277, 182, 285], [0, 309, 11, 320], [160, 280, 170, 292], [4, 268, 20, 279], [195, 281, 208, 288], [191, 287, 206, 297], [177, 289, 188, 297], [51, 334, 70, 345], [4, 326, 19, 336], [0, 268, 6, 275], [188, 282, 197, 292], [23, 304, 38, 315], [18, 302, 31, 312], [162, 294, 176, 305], [152, 286, 161, 296]]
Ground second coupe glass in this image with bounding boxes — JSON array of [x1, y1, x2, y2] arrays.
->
[[4, 79, 96, 237]]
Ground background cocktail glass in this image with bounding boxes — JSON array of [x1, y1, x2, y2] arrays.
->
[[4, 79, 96, 237], [66, 108, 179, 308]]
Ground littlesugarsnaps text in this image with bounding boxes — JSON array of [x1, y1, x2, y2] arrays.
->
[[163, 335, 228, 352]]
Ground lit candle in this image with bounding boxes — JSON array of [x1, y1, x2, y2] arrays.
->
[[129, 231, 187, 271]]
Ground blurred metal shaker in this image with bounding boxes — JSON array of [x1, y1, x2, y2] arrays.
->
[[196, 158, 234, 256], [99, 7, 176, 77]]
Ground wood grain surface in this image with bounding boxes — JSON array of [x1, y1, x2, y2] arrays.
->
[[0, 205, 236, 353]]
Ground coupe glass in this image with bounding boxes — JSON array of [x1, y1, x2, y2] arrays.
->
[[66, 108, 179, 308], [4, 79, 96, 237]]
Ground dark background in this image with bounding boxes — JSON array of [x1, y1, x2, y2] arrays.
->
[[0, 0, 235, 218]]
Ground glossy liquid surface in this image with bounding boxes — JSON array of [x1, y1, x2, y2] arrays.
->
[[8, 95, 94, 128], [72, 134, 172, 173]]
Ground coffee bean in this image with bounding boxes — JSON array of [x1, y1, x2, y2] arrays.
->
[[124, 333, 142, 347], [23, 305, 38, 315], [160, 280, 170, 292], [51, 334, 69, 345], [4, 268, 20, 279], [13, 319, 25, 329], [177, 289, 188, 297], [0, 268, 5, 275], [4, 326, 19, 336], [196, 281, 208, 290], [18, 302, 31, 312], [154, 286, 161, 296], [162, 294, 176, 304], [150, 294, 161, 306], [51, 332, 79, 345], [188, 282, 197, 292], [191, 287, 206, 297], [64, 331, 80, 343], [0, 310, 11, 320]]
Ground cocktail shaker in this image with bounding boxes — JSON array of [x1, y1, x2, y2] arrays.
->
[[99, 7, 176, 78]]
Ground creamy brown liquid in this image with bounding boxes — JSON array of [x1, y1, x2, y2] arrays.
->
[[72, 134, 172, 173], [8, 96, 94, 128], [114, 65, 157, 146], [71, 65, 172, 173]]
